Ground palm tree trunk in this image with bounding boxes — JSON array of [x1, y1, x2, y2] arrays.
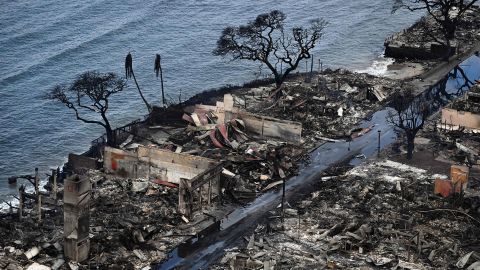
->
[[160, 64, 165, 107], [131, 70, 152, 112]]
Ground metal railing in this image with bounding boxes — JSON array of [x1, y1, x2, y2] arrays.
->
[[86, 113, 150, 156]]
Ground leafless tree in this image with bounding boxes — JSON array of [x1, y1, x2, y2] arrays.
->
[[213, 10, 327, 87], [387, 92, 430, 159], [47, 71, 125, 147], [393, 0, 478, 58]]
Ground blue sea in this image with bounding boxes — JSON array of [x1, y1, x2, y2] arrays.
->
[[0, 0, 421, 204]]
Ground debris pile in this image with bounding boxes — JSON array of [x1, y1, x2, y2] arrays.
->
[[385, 6, 480, 60], [213, 160, 480, 269], [0, 170, 222, 269], [0, 71, 405, 269], [243, 71, 400, 144]]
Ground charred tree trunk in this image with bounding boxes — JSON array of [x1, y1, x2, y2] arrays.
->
[[443, 20, 456, 40], [131, 70, 152, 113], [105, 125, 116, 147], [406, 132, 415, 160], [443, 38, 453, 61], [102, 112, 116, 147]]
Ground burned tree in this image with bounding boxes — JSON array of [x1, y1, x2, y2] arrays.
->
[[387, 92, 429, 159], [125, 52, 152, 112], [154, 54, 166, 107], [393, 0, 478, 57], [213, 10, 327, 87], [48, 71, 125, 147]]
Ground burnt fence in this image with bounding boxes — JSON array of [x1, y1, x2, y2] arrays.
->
[[84, 114, 149, 158]]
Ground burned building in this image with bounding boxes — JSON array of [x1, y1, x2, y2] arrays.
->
[[441, 83, 480, 132]]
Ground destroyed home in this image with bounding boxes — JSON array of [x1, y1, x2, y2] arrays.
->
[[212, 160, 480, 269], [385, 5, 480, 60], [2, 2, 480, 270], [0, 69, 406, 269], [441, 83, 480, 132]]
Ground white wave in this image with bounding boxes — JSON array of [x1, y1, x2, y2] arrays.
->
[[0, 179, 48, 213], [355, 57, 395, 76]]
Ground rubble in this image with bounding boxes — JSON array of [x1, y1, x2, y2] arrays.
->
[[441, 83, 480, 132], [212, 160, 480, 269], [0, 68, 424, 268], [385, 6, 480, 60]]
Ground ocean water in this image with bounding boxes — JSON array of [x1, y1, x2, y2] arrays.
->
[[0, 0, 422, 203]]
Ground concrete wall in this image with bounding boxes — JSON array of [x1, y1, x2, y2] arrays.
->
[[137, 146, 217, 183], [238, 112, 302, 144], [194, 94, 303, 144], [442, 108, 480, 130], [67, 154, 97, 171], [103, 147, 140, 178], [104, 146, 218, 184], [384, 41, 455, 60]]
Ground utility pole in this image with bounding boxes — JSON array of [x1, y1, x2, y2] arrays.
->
[[305, 60, 309, 82], [309, 55, 313, 82], [310, 55, 314, 76], [377, 130, 382, 157], [281, 179, 286, 224]]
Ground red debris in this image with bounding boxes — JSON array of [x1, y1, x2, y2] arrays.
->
[[151, 179, 178, 188]]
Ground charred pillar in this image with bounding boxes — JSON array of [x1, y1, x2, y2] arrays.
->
[[63, 175, 90, 262], [51, 169, 57, 202], [18, 185, 24, 220], [179, 178, 192, 218], [37, 195, 42, 223]]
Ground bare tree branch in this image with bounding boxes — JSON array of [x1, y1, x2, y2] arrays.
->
[[47, 71, 126, 147], [213, 10, 327, 87], [387, 92, 430, 159], [394, 0, 478, 44]]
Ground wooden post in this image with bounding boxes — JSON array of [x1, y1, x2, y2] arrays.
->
[[34, 168, 39, 195], [310, 55, 314, 76], [208, 179, 212, 205], [417, 231, 422, 256], [297, 211, 300, 240], [178, 178, 191, 217], [305, 60, 308, 82], [281, 179, 285, 223], [217, 174, 222, 204], [18, 187, 23, 220], [52, 169, 57, 201], [38, 195, 42, 223], [199, 186, 203, 210]]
